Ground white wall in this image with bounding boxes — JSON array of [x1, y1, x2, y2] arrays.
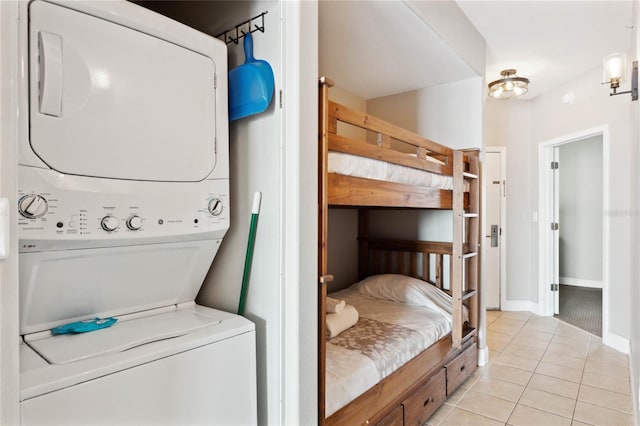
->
[[367, 77, 484, 150], [531, 68, 632, 341], [485, 101, 533, 301], [558, 136, 603, 286], [486, 65, 633, 342]]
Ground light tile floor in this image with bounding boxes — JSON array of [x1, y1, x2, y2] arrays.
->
[[426, 311, 636, 426]]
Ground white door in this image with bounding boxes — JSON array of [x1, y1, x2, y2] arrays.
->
[[484, 150, 504, 310]]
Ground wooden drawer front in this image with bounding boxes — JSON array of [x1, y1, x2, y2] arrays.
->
[[403, 369, 446, 426], [445, 343, 477, 395], [376, 404, 403, 426]]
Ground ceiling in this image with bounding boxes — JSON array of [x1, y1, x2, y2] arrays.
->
[[457, 0, 634, 99], [319, 0, 477, 100], [319, 0, 634, 101]]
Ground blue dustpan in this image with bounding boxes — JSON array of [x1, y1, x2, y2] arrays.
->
[[229, 32, 275, 121]]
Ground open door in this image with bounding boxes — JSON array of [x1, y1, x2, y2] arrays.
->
[[552, 147, 560, 314]]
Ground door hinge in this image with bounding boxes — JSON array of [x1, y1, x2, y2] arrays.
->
[[214, 137, 217, 154], [214, 73, 217, 89], [550, 283, 559, 291], [551, 222, 559, 231], [279, 90, 283, 108], [551, 161, 559, 170]]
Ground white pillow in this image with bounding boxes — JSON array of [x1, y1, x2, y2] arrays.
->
[[352, 274, 453, 316]]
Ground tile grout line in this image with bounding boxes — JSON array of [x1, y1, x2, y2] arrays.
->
[[504, 313, 553, 425]]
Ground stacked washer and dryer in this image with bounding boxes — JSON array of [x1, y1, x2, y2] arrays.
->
[[17, 1, 256, 424]]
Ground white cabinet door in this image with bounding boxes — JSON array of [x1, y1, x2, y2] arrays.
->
[[29, 1, 219, 182]]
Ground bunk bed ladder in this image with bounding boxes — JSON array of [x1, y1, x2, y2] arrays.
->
[[452, 150, 480, 350]]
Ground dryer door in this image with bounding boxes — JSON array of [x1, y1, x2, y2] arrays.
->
[[29, 1, 218, 182]]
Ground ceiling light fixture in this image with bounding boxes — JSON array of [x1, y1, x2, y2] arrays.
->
[[603, 53, 637, 101], [488, 69, 529, 100]]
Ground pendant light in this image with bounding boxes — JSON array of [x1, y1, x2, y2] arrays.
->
[[488, 69, 530, 100]]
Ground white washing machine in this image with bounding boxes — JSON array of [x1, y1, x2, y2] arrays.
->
[[16, 1, 257, 424]]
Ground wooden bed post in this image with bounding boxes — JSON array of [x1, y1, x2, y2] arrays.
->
[[358, 209, 369, 280], [318, 77, 334, 424], [452, 151, 464, 349]]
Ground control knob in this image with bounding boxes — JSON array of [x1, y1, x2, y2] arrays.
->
[[208, 198, 223, 216], [18, 194, 49, 219], [126, 215, 143, 230], [101, 216, 119, 232]]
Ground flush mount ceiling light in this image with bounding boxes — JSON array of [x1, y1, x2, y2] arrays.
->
[[488, 69, 530, 100], [602, 52, 638, 101]]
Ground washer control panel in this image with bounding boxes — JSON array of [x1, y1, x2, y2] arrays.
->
[[18, 168, 230, 252], [18, 194, 49, 219]]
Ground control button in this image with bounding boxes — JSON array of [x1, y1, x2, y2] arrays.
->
[[126, 215, 143, 231], [18, 194, 49, 219], [101, 216, 119, 232], [208, 198, 223, 216]]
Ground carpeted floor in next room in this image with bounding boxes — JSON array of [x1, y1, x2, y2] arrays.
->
[[554, 284, 602, 337]]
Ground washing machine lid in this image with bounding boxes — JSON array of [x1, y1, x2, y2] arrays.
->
[[29, 1, 220, 182], [26, 309, 221, 365]]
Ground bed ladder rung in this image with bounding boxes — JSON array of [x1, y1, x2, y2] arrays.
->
[[462, 252, 477, 259], [462, 289, 477, 300], [463, 213, 478, 218], [462, 172, 478, 179]]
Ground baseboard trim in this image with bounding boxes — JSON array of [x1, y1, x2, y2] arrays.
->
[[477, 345, 490, 367], [603, 331, 630, 355], [559, 277, 603, 289], [501, 300, 539, 313]]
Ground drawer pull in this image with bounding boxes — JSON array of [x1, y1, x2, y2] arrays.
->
[[460, 365, 466, 372], [423, 396, 434, 407]]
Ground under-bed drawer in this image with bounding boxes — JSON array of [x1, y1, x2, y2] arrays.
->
[[375, 404, 403, 426], [445, 343, 477, 394], [402, 369, 446, 426]]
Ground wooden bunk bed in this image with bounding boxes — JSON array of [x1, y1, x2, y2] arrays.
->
[[318, 77, 481, 426]]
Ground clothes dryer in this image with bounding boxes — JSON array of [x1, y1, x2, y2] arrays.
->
[[16, 1, 256, 424]]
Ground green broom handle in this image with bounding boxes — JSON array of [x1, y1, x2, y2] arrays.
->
[[238, 192, 262, 316]]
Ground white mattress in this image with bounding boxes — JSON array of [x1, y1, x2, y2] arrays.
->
[[328, 151, 455, 190], [325, 287, 453, 417]]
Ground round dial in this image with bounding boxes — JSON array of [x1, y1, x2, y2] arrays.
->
[[126, 215, 143, 230], [101, 216, 119, 232], [208, 198, 224, 216], [18, 194, 49, 219]]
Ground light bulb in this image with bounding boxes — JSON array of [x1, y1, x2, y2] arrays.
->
[[505, 81, 514, 91]]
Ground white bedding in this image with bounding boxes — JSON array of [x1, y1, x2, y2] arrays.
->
[[328, 151, 455, 190], [325, 275, 460, 417]]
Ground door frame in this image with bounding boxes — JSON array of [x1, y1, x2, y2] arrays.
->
[[537, 125, 609, 342], [0, 0, 21, 422], [484, 147, 507, 310]]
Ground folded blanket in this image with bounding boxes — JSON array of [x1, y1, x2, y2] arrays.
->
[[326, 304, 359, 338], [326, 297, 346, 313]]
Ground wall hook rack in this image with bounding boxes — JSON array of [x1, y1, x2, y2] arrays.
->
[[216, 11, 268, 45]]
